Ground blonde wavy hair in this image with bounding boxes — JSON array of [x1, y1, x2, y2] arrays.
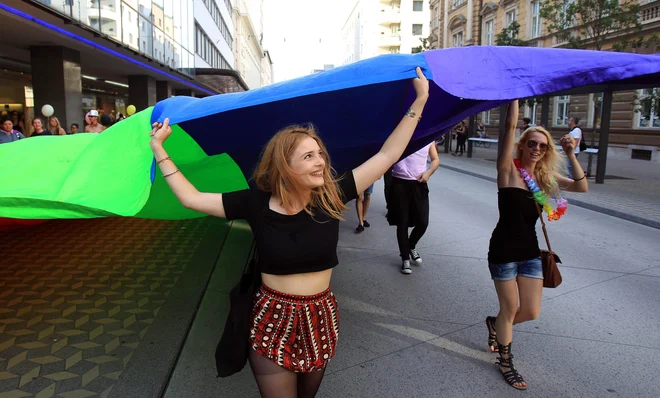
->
[[515, 126, 565, 197], [252, 125, 348, 220], [48, 116, 65, 135]]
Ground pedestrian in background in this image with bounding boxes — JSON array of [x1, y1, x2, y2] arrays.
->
[[29, 117, 49, 137], [1, 118, 25, 144], [70, 123, 79, 134], [47, 116, 67, 135], [149, 68, 429, 398], [567, 116, 583, 178], [387, 142, 440, 275], [452, 121, 467, 156], [521, 117, 531, 132], [355, 183, 374, 233], [485, 100, 587, 390], [84, 110, 106, 133], [10, 112, 24, 134]]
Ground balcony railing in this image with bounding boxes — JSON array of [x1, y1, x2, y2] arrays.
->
[[379, 34, 402, 47], [641, 2, 660, 24]]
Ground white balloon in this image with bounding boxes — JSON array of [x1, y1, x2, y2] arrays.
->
[[41, 104, 54, 117]]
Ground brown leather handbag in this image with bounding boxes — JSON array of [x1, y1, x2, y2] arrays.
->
[[536, 204, 563, 288]]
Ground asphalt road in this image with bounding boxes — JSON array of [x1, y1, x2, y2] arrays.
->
[[166, 165, 660, 398]]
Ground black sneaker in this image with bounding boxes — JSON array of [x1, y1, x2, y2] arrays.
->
[[401, 260, 412, 274], [356, 224, 364, 233], [410, 249, 422, 265], [363, 220, 370, 228]]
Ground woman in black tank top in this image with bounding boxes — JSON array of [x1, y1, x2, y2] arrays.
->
[[484, 101, 588, 390]]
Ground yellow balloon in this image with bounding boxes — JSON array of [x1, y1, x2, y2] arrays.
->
[[126, 105, 136, 116]]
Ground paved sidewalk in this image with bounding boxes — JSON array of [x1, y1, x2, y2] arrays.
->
[[439, 143, 660, 229]]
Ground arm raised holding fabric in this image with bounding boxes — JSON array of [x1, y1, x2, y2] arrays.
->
[[149, 119, 228, 218], [352, 67, 429, 193]]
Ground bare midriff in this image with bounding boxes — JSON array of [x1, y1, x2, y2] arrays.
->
[[261, 268, 333, 296]]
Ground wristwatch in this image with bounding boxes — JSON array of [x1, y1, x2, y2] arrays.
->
[[406, 108, 420, 120]]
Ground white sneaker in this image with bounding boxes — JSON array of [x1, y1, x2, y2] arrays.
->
[[401, 260, 412, 274], [410, 249, 422, 265]]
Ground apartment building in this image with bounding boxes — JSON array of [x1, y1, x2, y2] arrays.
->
[[341, 0, 430, 65], [232, 0, 274, 88], [430, 0, 660, 159]]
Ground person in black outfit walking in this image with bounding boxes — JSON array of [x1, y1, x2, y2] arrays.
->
[[452, 121, 467, 156]]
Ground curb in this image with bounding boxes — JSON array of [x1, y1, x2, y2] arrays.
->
[[440, 164, 660, 231]]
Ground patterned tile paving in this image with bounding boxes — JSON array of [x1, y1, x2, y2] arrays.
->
[[0, 217, 218, 397]]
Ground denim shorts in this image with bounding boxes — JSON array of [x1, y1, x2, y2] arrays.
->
[[488, 257, 543, 281], [364, 183, 374, 195]]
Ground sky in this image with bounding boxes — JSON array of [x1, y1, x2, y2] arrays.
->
[[263, 0, 356, 83]]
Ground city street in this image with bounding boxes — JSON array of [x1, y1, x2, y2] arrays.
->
[[165, 165, 660, 397]]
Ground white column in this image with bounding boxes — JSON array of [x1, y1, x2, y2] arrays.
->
[[466, 0, 473, 44], [443, 0, 449, 48]]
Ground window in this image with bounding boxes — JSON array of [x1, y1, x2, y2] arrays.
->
[[506, 9, 518, 39], [453, 0, 466, 8], [506, 9, 517, 27], [432, 6, 439, 28], [637, 88, 660, 128], [530, 1, 540, 38], [391, 23, 400, 36], [202, 0, 233, 49], [390, 46, 400, 54], [195, 24, 232, 70], [413, 1, 423, 11], [452, 31, 464, 47], [561, 0, 574, 28], [412, 24, 423, 36], [483, 110, 491, 125], [525, 102, 537, 125], [587, 93, 603, 128], [554, 95, 570, 126], [484, 19, 494, 46]]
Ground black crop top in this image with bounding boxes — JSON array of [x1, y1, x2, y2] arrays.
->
[[487, 188, 540, 264], [222, 172, 358, 275]]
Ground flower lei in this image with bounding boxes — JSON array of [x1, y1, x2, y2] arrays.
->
[[514, 159, 568, 221]]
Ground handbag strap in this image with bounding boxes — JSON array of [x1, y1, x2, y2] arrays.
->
[[535, 203, 552, 252]]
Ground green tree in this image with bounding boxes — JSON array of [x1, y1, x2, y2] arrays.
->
[[539, 0, 642, 51], [413, 35, 435, 53], [495, 21, 528, 47]]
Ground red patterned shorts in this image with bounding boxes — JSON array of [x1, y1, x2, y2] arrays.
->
[[249, 284, 340, 373]]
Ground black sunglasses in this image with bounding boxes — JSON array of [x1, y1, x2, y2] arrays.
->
[[526, 140, 548, 152]]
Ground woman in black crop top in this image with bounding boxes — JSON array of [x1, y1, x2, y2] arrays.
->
[[149, 68, 429, 397], [485, 101, 588, 390]]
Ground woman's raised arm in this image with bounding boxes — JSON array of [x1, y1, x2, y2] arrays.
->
[[496, 100, 519, 173], [352, 67, 430, 193], [150, 118, 228, 218]]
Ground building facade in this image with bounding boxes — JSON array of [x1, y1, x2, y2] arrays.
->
[[232, 0, 274, 88], [341, 0, 430, 65], [194, 0, 235, 72], [430, 0, 660, 158], [0, 0, 249, 135]]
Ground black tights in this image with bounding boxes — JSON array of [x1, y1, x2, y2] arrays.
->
[[249, 349, 326, 398], [397, 224, 428, 261]]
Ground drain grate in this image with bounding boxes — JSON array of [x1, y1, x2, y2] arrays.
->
[[631, 149, 653, 161]]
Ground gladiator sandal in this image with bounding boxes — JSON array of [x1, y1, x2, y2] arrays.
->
[[485, 316, 498, 353], [496, 342, 527, 390]]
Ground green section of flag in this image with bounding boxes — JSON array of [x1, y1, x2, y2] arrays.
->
[[0, 107, 248, 220]]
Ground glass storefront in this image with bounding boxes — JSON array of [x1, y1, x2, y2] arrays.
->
[[35, 0, 196, 76]]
